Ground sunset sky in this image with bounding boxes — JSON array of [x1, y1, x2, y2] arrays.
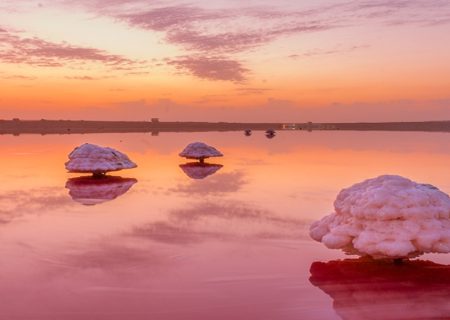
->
[[1, 0, 449, 122]]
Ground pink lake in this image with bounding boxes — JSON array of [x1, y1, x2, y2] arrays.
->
[[1, 131, 449, 319]]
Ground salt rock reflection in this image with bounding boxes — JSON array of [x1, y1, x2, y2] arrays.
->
[[65, 176, 137, 205], [179, 162, 223, 180], [309, 258, 450, 320]]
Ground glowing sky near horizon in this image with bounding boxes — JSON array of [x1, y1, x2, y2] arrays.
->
[[0, 0, 449, 121]]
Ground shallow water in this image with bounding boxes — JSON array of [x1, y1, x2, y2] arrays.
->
[[1, 131, 450, 319]]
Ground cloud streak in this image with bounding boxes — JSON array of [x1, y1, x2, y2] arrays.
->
[[0, 27, 139, 68], [167, 55, 249, 82]]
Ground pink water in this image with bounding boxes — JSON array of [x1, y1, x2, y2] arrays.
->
[[1, 131, 449, 319]]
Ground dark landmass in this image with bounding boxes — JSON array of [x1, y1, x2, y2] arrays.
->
[[0, 119, 449, 135]]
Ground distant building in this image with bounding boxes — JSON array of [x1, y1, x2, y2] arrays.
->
[[282, 124, 298, 130]]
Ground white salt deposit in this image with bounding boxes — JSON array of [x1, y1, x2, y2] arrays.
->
[[65, 143, 137, 175], [179, 142, 223, 161], [310, 175, 450, 259]]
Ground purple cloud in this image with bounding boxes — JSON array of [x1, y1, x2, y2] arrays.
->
[[346, 0, 450, 25], [0, 28, 139, 68], [167, 55, 249, 82], [289, 44, 370, 59], [235, 87, 272, 95], [166, 29, 270, 53], [64, 75, 112, 80], [1, 74, 37, 80], [119, 5, 340, 54], [120, 6, 228, 32]]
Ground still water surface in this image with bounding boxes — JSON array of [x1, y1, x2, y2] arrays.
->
[[1, 131, 450, 319]]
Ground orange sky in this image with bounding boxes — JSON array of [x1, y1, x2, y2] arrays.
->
[[1, 0, 449, 121]]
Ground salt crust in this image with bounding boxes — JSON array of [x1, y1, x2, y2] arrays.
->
[[179, 142, 223, 160], [65, 143, 137, 174], [310, 175, 450, 258]]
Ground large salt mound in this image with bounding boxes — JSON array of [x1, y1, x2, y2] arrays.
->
[[65, 143, 137, 175], [310, 175, 450, 259]]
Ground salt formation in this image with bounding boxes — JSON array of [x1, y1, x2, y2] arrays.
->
[[65, 143, 137, 176], [179, 163, 223, 179], [179, 142, 223, 163], [310, 175, 450, 259]]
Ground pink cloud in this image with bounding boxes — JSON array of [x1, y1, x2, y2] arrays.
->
[[235, 87, 272, 95], [64, 75, 113, 80], [0, 74, 37, 80], [167, 56, 249, 82], [165, 29, 270, 53], [289, 44, 370, 59], [0, 28, 139, 68], [117, 1, 450, 54], [120, 6, 228, 32], [120, 5, 341, 54]]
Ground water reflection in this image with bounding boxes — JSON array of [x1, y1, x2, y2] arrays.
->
[[65, 176, 137, 206], [179, 162, 223, 179], [130, 201, 310, 244], [265, 129, 276, 139], [170, 171, 247, 195], [0, 187, 72, 223], [309, 257, 450, 319], [1, 132, 450, 319]]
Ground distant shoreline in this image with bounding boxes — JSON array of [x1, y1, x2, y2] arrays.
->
[[1, 119, 449, 135]]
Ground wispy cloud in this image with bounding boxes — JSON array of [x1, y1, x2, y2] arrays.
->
[[0, 74, 37, 80], [120, 5, 341, 54], [115, 4, 342, 81], [119, 6, 228, 32], [345, 0, 450, 25], [289, 44, 370, 59], [0, 27, 140, 69], [2, 0, 449, 83], [235, 87, 272, 95], [167, 55, 249, 82], [64, 75, 113, 80]]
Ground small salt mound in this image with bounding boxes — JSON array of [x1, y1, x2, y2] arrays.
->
[[65, 143, 137, 175], [310, 175, 450, 259], [179, 142, 223, 161]]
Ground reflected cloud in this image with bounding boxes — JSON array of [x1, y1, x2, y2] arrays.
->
[[132, 221, 217, 245], [179, 162, 223, 180], [0, 187, 73, 223], [171, 170, 246, 196], [130, 201, 311, 245], [65, 176, 137, 206], [60, 242, 163, 270], [310, 257, 450, 320]]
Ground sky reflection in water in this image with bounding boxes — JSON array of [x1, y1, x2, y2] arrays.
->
[[0, 131, 449, 319]]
